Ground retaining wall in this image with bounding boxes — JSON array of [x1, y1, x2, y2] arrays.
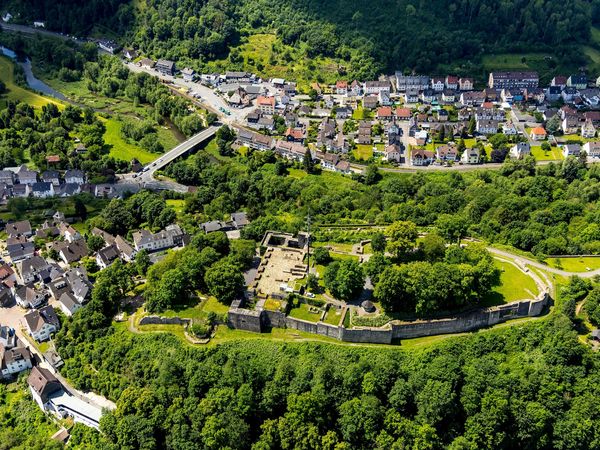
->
[[139, 316, 191, 326], [227, 292, 550, 344]]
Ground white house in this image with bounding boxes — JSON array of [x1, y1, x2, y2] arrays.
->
[[461, 148, 481, 164], [57, 292, 81, 317], [1, 345, 33, 378], [510, 142, 531, 159], [13, 284, 45, 309], [24, 306, 59, 342], [583, 141, 600, 159]]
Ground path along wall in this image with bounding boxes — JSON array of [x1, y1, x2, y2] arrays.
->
[[227, 292, 549, 344]]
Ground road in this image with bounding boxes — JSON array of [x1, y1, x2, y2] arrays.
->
[[486, 247, 600, 279]]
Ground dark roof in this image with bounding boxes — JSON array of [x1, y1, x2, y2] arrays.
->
[[27, 366, 62, 402]]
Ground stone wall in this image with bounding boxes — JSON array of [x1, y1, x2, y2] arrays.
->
[[227, 292, 549, 344], [139, 316, 190, 326]]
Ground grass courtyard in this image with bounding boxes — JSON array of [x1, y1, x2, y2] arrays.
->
[[481, 259, 539, 306], [545, 257, 600, 273], [531, 145, 564, 161]]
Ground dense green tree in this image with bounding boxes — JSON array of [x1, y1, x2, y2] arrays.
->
[[386, 221, 418, 259], [205, 260, 245, 304], [323, 260, 364, 301]]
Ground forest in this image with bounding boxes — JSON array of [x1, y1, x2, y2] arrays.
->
[[50, 276, 600, 450], [1, 0, 599, 77]]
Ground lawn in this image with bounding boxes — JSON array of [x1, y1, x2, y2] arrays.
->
[[544, 257, 600, 272], [166, 199, 186, 214], [481, 53, 553, 71], [353, 144, 374, 161], [323, 307, 343, 326], [531, 145, 564, 161], [0, 56, 62, 109], [352, 105, 374, 120], [102, 118, 160, 164], [481, 259, 539, 306], [288, 302, 323, 322]]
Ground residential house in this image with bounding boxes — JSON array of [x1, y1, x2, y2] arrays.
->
[[378, 90, 391, 106], [0, 326, 16, 348], [5, 220, 32, 238], [561, 87, 579, 103], [562, 144, 581, 158], [0, 264, 17, 288], [65, 170, 85, 185], [315, 152, 339, 171], [445, 75, 459, 90], [411, 149, 435, 166], [59, 240, 89, 265], [525, 88, 545, 104], [510, 142, 531, 159], [122, 48, 137, 60], [551, 76, 568, 88], [582, 119, 596, 139], [335, 81, 348, 95], [132, 224, 187, 252], [0, 170, 14, 185], [256, 96, 276, 115], [363, 80, 391, 95], [441, 90, 456, 103], [377, 106, 393, 121], [363, 95, 378, 109], [25, 306, 59, 341], [349, 80, 362, 96], [31, 182, 54, 198], [275, 141, 307, 162], [285, 127, 305, 143], [476, 119, 499, 135], [17, 256, 50, 284], [502, 122, 518, 135], [403, 89, 420, 104], [530, 127, 547, 141], [431, 77, 445, 92], [7, 239, 35, 263], [58, 223, 81, 243], [98, 40, 119, 54], [41, 171, 60, 186], [383, 144, 402, 163], [395, 107, 412, 120], [0, 284, 12, 307], [567, 75, 587, 90], [28, 366, 104, 429], [57, 292, 81, 317], [181, 67, 195, 82], [91, 227, 116, 247], [488, 71, 539, 89], [155, 59, 175, 76], [114, 236, 137, 262], [336, 106, 352, 119], [96, 245, 120, 270], [395, 74, 429, 92], [64, 268, 92, 303], [139, 58, 155, 70], [1, 345, 32, 378], [460, 91, 486, 106], [437, 109, 449, 122], [436, 145, 458, 162], [545, 86, 562, 102], [562, 115, 582, 134], [331, 133, 350, 154], [583, 141, 600, 159], [420, 89, 437, 104], [14, 284, 45, 309], [459, 78, 474, 91], [461, 148, 481, 164]]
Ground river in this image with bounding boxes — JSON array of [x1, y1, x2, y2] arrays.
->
[[1, 46, 66, 100]]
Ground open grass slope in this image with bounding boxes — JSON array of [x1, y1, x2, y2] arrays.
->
[[481, 259, 539, 307], [0, 56, 62, 109]]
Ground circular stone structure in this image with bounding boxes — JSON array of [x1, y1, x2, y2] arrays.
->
[[361, 300, 376, 313]]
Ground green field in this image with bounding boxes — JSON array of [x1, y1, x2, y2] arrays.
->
[[322, 307, 343, 326], [482, 259, 539, 306], [481, 53, 552, 70], [545, 257, 600, 272], [531, 145, 564, 161], [0, 56, 62, 109], [353, 144, 374, 161], [102, 118, 172, 164]]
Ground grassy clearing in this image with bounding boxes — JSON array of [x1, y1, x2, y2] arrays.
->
[[323, 307, 343, 326], [531, 145, 564, 161], [166, 199, 186, 214], [102, 118, 159, 164], [481, 53, 552, 70], [353, 144, 374, 161], [481, 259, 539, 306], [544, 257, 600, 272], [0, 56, 62, 109], [288, 302, 323, 322], [205, 34, 341, 89]]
